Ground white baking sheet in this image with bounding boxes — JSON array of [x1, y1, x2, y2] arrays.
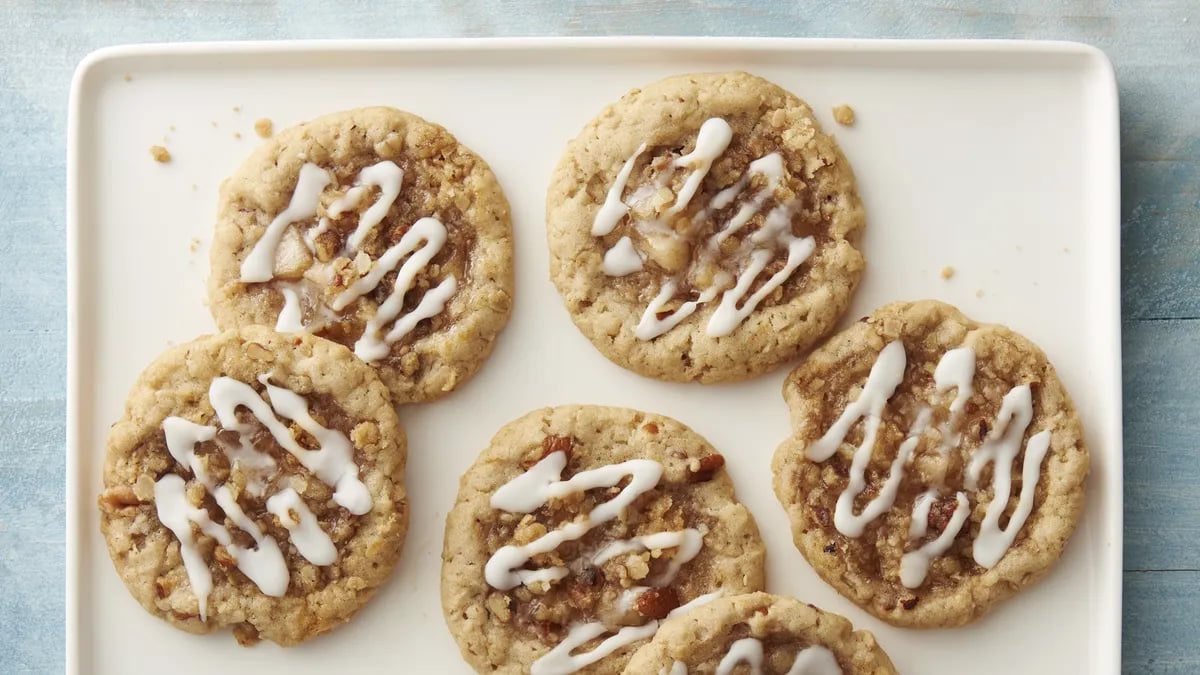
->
[[66, 38, 1122, 674]]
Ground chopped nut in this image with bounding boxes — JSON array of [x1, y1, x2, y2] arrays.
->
[[149, 145, 171, 163], [274, 227, 314, 279], [373, 131, 404, 158], [687, 454, 726, 482], [244, 342, 273, 362], [98, 486, 140, 510], [642, 422, 659, 435], [350, 421, 380, 449], [823, 542, 837, 554], [901, 596, 919, 610], [353, 251, 373, 274], [540, 435, 574, 462], [636, 587, 680, 620], [978, 419, 990, 440], [254, 118, 273, 138], [486, 593, 512, 621], [927, 498, 958, 533], [832, 104, 856, 126], [133, 475, 157, 501], [213, 547, 236, 569]]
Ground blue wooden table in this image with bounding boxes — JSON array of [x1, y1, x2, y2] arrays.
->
[[2, 1, 1194, 672]]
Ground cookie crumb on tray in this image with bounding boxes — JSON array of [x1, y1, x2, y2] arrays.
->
[[149, 145, 171, 163], [832, 104, 856, 126], [254, 118, 274, 138], [940, 266, 955, 280]]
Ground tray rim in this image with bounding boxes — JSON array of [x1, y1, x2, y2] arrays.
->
[[65, 36, 1122, 674]]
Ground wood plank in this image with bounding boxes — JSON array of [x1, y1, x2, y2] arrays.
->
[[1123, 318, 1200, 571], [1124, 571, 1200, 674]]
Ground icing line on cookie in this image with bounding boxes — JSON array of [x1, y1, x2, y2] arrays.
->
[[266, 487, 337, 566], [594, 143, 648, 236], [965, 384, 1052, 567], [714, 637, 842, 675], [602, 235, 645, 276], [900, 491, 970, 588], [591, 118, 816, 340], [345, 161, 403, 252], [834, 407, 931, 538], [532, 591, 722, 675], [240, 163, 332, 282], [485, 451, 668, 589], [805, 342, 1054, 584], [333, 216, 458, 362], [241, 161, 456, 358], [211, 376, 372, 514]]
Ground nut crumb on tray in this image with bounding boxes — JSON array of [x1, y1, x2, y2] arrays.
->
[[940, 266, 955, 280], [149, 145, 171, 163], [832, 104, 856, 126]]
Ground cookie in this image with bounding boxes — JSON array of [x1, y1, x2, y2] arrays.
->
[[441, 406, 767, 674], [97, 326, 408, 646], [623, 592, 896, 674], [547, 71, 865, 383], [772, 300, 1088, 627], [209, 106, 514, 403]]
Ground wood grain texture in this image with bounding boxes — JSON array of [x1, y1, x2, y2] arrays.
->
[[0, 1, 1194, 673]]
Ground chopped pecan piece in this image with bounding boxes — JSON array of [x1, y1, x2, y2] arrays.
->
[[928, 498, 959, 533], [813, 506, 832, 528], [636, 587, 680, 620], [688, 454, 726, 482], [642, 422, 659, 435], [538, 435, 574, 463], [978, 419, 990, 440], [823, 542, 837, 554], [901, 596, 919, 610]]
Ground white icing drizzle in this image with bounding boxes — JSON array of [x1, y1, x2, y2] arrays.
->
[[490, 451, 722, 674], [591, 528, 704, 585], [603, 236, 645, 276], [210, 376, 372, 514], [240, 163, 331, 282], [266, 487, 337, 566], [900, 491, 969, 588], [592, 118, 817, 340], [932, 347, 975, 453], [275, 286, 304, 332], [532, 591, 722, 675], [635, 280, 721, 340], [715, 638, 842, 675], [663, 662, 688, 675], [667, 118, 733, 214], [152, 376, 370, 620], [156, 417, 290, 620], [485, 451, 666, 590], [706, 232, 815, 338], [965, 384, 1053, 567], [806, 341, 907, 463], [593, 143, 647, 236], [344, 161, 402, 252], [241, 161, 455, 361], [330, 217, 458, 363], [806, 342, 1056, 584], [834, 408, 930, 537], [710, 154, 786, 247]]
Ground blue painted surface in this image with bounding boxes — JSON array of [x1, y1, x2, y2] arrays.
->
[[1, 1, 1195, 673]]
